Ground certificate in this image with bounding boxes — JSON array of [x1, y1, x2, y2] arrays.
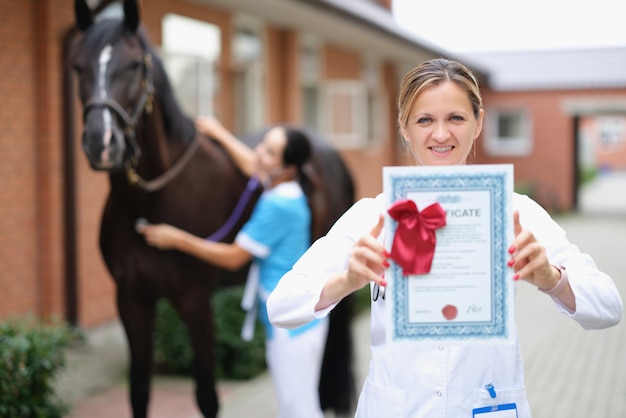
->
[[383, 164, 514, 345]]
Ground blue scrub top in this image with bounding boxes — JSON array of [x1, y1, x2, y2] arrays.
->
[[236, 181, 323, 339]]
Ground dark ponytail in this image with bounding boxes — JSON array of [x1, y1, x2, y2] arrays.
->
[[282, 127, 313, 192], [282, 127, 323, 241]]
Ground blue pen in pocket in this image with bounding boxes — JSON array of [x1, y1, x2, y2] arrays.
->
[[472, 384, 518, 417]]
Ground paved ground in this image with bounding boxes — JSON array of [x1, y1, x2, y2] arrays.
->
[[58, 309, 370, 418], [578, 170, 626, 215], [516, 213, 626, 417], [58, 172, 626, 418]]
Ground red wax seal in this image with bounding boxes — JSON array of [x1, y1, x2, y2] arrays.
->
[[442, 305, 458, 320]]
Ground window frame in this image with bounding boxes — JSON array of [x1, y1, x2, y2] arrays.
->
[[231, 14, 266, 134], [483, 107, 533, 157], [321, 80, 368, 149]]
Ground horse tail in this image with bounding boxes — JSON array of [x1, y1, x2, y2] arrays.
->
[[319, 294, 356, 415], [311, 145, 357, 415]]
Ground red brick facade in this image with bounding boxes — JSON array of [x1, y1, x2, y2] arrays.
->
[[0, 0, 74, 321], [2, 0, 624, 328], [0, 0, 408, 327]]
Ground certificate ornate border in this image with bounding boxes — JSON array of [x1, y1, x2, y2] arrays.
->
[[387, 168, 511, 342]]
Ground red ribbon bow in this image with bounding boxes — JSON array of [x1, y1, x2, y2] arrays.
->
[[387, 199, 447, 275]]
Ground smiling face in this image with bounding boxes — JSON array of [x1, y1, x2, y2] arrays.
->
[[254, 126, 288, 183], [400, 80, 484, 166]]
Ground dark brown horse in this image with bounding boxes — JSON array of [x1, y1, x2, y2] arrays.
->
[[70, 1, 356, 417]]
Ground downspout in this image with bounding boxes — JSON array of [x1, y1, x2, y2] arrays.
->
[[62, 28, 79, 326], [572, 116, 580, 211]]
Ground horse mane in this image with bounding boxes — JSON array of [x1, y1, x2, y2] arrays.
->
[[70, 17, 196, 146], [142, 32, 196, 146]]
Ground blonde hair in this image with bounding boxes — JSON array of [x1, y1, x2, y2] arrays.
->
[[397, 58, 483, 130]]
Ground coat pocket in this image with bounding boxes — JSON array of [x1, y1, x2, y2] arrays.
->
[[472, 385, 531, 417], [355, 377, 406, 418]]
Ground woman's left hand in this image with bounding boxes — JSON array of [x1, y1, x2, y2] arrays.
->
[[508, 210, 560, 289], [195, 116, 228, 141]]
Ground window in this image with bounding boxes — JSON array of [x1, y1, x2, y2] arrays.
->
[[232, 17, 265, 134], [300, 41, 386, 149], [302, 84, 320, 130], [484, 108, 532, 157], [363, 57, 387, 146], [300, 39, 323, 133], [161, 14, 220, 117], [322, 81, 368, 148], [596, 116, 625, 149]]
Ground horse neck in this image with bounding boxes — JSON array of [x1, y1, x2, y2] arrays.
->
[[139, 105, 178, 174], [134, 71, 197, 181]]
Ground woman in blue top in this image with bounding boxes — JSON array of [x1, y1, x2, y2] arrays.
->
[[138, 116, 328, 418]]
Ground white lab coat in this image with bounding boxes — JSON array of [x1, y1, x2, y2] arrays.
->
[[267, 192, 622, 418]]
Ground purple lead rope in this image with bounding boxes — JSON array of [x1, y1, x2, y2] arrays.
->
[[134, 177, 260, 242], [205, 176, 261, 242]]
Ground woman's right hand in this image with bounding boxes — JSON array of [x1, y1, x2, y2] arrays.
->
[[346, 214, 389, 290], [316, 214, 389, 311], [138, 223, 183, 251]]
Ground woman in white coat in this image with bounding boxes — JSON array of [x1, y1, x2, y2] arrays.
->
[[266, 58, 622, 418]]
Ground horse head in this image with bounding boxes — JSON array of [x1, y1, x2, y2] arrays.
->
[[72, 0, 153, 172]]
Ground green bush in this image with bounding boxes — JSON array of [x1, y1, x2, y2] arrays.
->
[[212, 287, 266, 380], [514, 182, 535, 197], [580, 166, 599, 186], [153, 285, 266, 380], [153, 284, 371, 381], [353, 286, 372, 315], [0, 317, 75, 418], [153, 300, 194, 375]]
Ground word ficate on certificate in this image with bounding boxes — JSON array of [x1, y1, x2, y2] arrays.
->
[[383, 164, 515, 346]]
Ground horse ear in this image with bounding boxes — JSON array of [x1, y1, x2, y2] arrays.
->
[[74, 0, 93, 31], [123, 0, 140, 32]]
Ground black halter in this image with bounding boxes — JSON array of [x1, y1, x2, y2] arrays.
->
[[82, 53, 155, 170]]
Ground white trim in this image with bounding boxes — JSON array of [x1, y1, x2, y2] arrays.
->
[[484, 107, 533, 157], [236, 232, 270, 258], [562, 98, 626, 115]]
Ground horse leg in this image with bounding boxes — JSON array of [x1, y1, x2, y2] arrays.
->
[[176, 291, 219, 418], [117, 289, 156, 418]]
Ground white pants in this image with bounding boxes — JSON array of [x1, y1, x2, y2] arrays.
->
[[266, 319, 329, 418]]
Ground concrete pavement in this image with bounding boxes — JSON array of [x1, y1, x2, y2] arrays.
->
[[517, 213, 626, 418], [578, 170, 626, 215]]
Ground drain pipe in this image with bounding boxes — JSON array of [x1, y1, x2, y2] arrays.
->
[[62, 27, 79, 326]]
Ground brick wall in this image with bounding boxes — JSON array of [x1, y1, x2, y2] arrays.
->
[[0, 0, 39, 319], [0, 0, 78, 320], [0, 0, 116, 326], [478, 88, 626, 211], [0, 0, 466, 328]]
